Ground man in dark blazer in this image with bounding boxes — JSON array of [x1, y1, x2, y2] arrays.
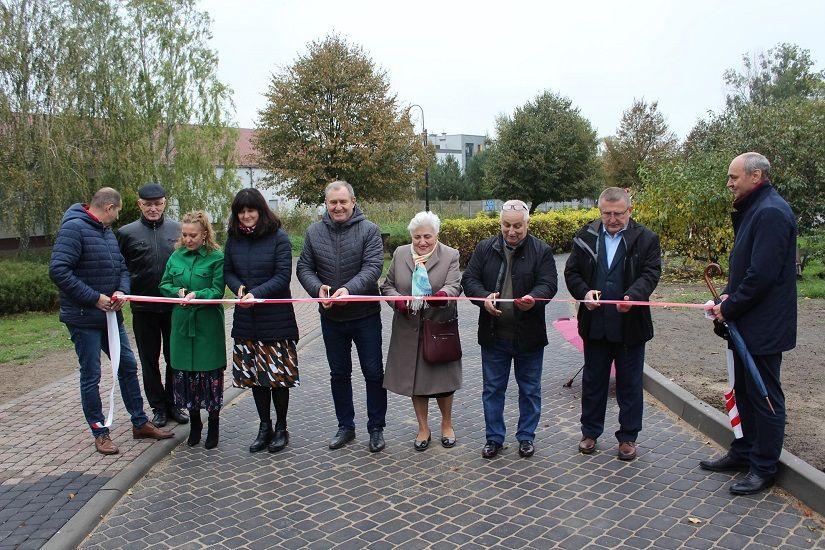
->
[[701, 152, 797, 495], [565, 187, 661, 461]]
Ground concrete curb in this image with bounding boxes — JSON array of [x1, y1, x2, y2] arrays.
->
[[643, 363, 825, 517], [43, 329, 322, 550]]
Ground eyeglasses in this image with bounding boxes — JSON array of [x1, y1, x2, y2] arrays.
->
[[501, 203, 528, 212], [600, 208, 630, 219]]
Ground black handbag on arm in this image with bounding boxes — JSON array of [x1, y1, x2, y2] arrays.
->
[[422, 317, 462, 363]]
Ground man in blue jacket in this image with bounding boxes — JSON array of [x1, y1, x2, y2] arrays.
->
[[701, 153, 797, 495], [297, 181, 387, 453], [49, 188, 173, 455]]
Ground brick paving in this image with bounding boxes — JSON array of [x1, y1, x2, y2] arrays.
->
[[0, 260, 318, 550], [77, 257, 824, 549]]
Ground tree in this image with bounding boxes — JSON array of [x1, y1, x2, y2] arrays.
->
[[255, 34, 429, 204], [463, 145, 490, 199], [602, 99, 677, 191], [485, 91, 598, 214], [428, 156, 464, 200], [724, 43, 824, 109]]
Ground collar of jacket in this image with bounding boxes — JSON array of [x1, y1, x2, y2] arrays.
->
[[322, 205, 366, 231], [732, 181, 773, 214], [403, 242, 442, 272], [577, 218, 642, 259], [140, 214, 165, 229], [492, 233, 529, 255], [182, 245, 209, 257]]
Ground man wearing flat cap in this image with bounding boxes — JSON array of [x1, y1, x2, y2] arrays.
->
[[117, 183, 188, 427]]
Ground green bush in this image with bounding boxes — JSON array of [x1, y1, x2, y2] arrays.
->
[[439, 208, 599, 266], [0, 260, 59, 314]]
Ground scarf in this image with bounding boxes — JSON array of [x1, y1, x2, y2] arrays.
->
[[239, 224, 256, 235], [409, 245, 436, 312]]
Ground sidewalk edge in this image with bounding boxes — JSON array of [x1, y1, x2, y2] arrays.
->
[[643, 363, 825, 517], [43, 327, 323, 550]]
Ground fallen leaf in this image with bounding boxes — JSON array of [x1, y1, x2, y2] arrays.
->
[[687, 517, 702, 524], [126, 489, 133, 495], [68, 493, 76, 500]]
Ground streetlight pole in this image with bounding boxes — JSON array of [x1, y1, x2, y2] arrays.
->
[[410, 104, 429, 212]]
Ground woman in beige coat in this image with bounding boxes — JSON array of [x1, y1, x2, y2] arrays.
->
[[381, 211, 463, 451]]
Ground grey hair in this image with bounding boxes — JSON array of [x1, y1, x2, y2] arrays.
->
[[90, 187, 122, 208], [741, 152, 771, 179], [598, 187, 631, 208], [501, 199, 530, 222], [407, 211, 441, 235], [324, 180, 355, 200]]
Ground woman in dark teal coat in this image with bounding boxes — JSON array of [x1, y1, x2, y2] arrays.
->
[[159, 211, 226, 448]]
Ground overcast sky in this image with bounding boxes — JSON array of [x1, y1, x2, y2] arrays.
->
[[199, 0, 825, 140]]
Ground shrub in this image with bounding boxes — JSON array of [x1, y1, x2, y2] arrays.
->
[[439, 208, 599, 266], [0, 260, 59, 314]]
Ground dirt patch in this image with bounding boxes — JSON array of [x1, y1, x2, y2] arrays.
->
[[0, 348, 77, 404], [647, 282, 825, 472]]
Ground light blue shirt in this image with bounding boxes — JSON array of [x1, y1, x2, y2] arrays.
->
[[601, 225, 627, 269]]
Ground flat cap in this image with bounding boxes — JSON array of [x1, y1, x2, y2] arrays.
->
[[138, 183, 166, 200]]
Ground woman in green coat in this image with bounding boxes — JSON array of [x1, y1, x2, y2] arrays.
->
[[159, 211, 226, 449]]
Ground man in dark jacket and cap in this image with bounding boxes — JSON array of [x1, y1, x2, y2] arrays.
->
[[701, 152, 797, 495], [565, 187, 661, 461], [117, 183, 187, 427], [297, 180, 387, 452], [462, 199, 558, 459], [49, 187, 173, 455]]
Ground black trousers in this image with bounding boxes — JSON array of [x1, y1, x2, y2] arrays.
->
[[132, 310, 174, 413], [581, 339, 645, 443], [729, 352, 785, 477]]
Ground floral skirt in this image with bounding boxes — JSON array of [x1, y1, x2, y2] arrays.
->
[[232, 338, 299, 389], [173, 368, 224, 412]]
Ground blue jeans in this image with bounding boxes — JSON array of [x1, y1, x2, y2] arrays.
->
[[68, 322, 148, 437], [481, 340, 544, 444], [321, 313, 387, 433], [581, 340, 645, 443]]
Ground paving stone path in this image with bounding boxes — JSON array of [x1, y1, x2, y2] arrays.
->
[[0, 261, 318, 550], [79, 257, 823, 550]]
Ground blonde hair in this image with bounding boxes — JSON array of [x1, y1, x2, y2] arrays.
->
[[177, 211, 220, 251]]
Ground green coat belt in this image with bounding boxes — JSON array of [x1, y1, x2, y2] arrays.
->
[[159, 245, 226, 372]]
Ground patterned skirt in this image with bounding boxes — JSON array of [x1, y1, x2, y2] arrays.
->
[[232, 338, 299, 389], [172, 368, 224, 412]]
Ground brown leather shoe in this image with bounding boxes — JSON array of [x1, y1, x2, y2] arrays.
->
[[133, 421, 174, 440], [578, 437, 596, 454], [618, 441, 637, 461], [95, 434, 119, 455]]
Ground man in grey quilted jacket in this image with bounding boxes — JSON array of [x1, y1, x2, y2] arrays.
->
[[297, 180, 388, 452]]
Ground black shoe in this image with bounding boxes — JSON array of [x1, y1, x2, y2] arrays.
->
[[152, 410, 168, 428], [268, 429, 289, 453], [187, 410, 202, 447], [414, 432, 431, 452], [518, 440, 535, 458], [441, 435, 456, 448], [168, 408, 189, 425], [329, 428, 356, 450], [249, 421, 273, 453], [482, 440, 502, 459], [204, 413, 219, 450], [729, 472, 775, 495], [369, 430, 386, 453], [700, 454, 749, 472]]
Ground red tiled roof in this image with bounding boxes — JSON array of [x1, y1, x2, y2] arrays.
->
[[235, 127, 257, 167]]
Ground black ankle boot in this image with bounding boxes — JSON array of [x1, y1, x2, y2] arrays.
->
[[204, 411, 219, 449], [187, 409, 202, 447], [249, 421, 273, 453], [268, 428, 289, 453]]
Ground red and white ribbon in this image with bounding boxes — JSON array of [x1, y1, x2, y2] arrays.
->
[[724, 349, 744, 439], [92, 311, 119, 430]]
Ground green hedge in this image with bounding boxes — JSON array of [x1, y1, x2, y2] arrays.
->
[[0, 260, 59, 315], [440, 208, 599, 266]]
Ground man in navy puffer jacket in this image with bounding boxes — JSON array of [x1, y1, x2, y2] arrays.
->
[[49, 188, 173, 455], [297, 180, 387, 453]]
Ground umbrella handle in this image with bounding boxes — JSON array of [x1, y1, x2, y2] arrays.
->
[[703, 263, 723, 302]]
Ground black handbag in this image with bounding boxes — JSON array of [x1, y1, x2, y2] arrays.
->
[[422, 317, 462, 363]]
